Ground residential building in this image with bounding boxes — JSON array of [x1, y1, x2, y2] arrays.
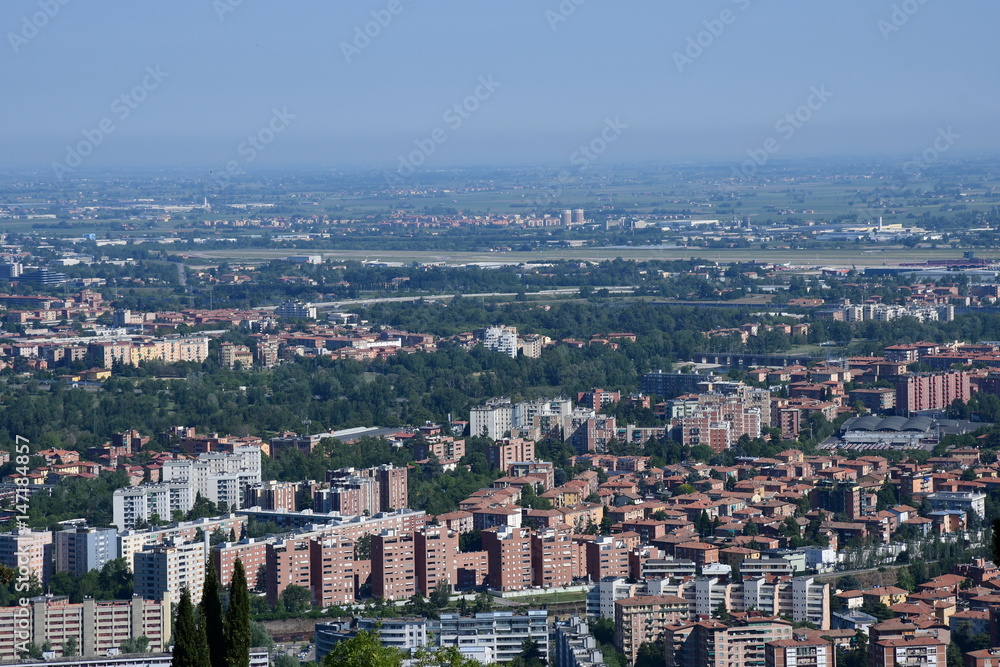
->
[[0, 529, 54, 585], [309, 535, 356, 607], [476, 326, 518, 358], [54, 526, 118, 577], [414, 527, 458, 595], [532, 526, 582, 588], [0, 595, 171, 661], [488, 438, 536, 470], [615, 595, 689, 663], [371, 530, 417, 601], [896, 371, 970, 415], [470, 398, 514, 440], [555, 616, 609, 667], [133, 538, 208, 605], [766, 635, 835, 667], [437, 611, 550, 664], [483, 525, 533, 591]]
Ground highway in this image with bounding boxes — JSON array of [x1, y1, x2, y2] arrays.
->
[[260, 286, 637, 311]]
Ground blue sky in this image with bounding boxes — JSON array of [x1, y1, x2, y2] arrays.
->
[[2, 0, 996, 172]]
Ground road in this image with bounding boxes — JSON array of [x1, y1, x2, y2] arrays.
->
[[260, 287, 637, 311]]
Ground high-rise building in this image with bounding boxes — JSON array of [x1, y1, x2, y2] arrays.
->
[[54, 526, 118, 577], [133, 539, 208, 605], [487, 438, 536, 470], [585, 536, 631, 582], [896, 371, 970, 415], [562, 210, 573, 225], [309, 535, 356, 607], [475, 326, 519, 358], [371, 530, 417, 601], [572, 209, 585, 224], [532, 526, 581, 588], [275, 301, 318, 319], [615, 595, 689, 663], [0, 529, 54, 585], [246, 480, 297, 512], [254, 335, 281, 368], [266, 536, 312, 606], [766, 634, 835, 667], [665, 617, 795, 667], [483, 526, 533, 591], [470, 399, 514, 440], [212, 538, 269, 589], [0, 595, 171, 661], [374, 464, 409, 512], [414, 527, 458, 595]]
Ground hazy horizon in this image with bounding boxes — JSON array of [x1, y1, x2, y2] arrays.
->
[[3, 1, 996, 175]]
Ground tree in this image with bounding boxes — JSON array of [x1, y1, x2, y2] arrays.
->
[[120, 636, 150, 654], [895, 566, 915, 592], [474, 591, 494, 613], [322, 629, 403, 667], [714, 601, 731, 621], [634, 642, 665, 667], [356, 533, 372, 561], [200, 562, 226, 667], [430, 581, 453, 609], [279, 584, 312, 615], [62, 637, 78, 657], [172, 587, 210, 667], [224, 558, 252, 667], [590, 617, 615, 645]]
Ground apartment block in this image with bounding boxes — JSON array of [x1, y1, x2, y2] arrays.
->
[[309, 535, 356, 607], [615, 595, 689, 663], [555, 616, 609, 667], [414, 527, 458, 595], [532, 527, 582, 588], [54, 526, 118, 577], [585, 536, 632, 582], [665, 617, 795, 667], [0, 595, 171, 662], [246, 480, 297, 512], [483, 526, 533, 591], [212, 538, 269, 589], [476, 326, 518, 358], [896, 371, 971, 415], [872, 636, 947, 667], [133, 539, 208, 605], [487, 438, 536, 470], [470, 399, 514, 440], [372, 530, 417, 601], [766, 635, 835, 667], [437, 611, 550, 664], [117, 514, 246, 570], [0, 529, 54, 585]]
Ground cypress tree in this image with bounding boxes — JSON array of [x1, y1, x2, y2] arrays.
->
[[200, 562, 226, 667], [172, 587, 210, 667], [224, 558, 252, 667]]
